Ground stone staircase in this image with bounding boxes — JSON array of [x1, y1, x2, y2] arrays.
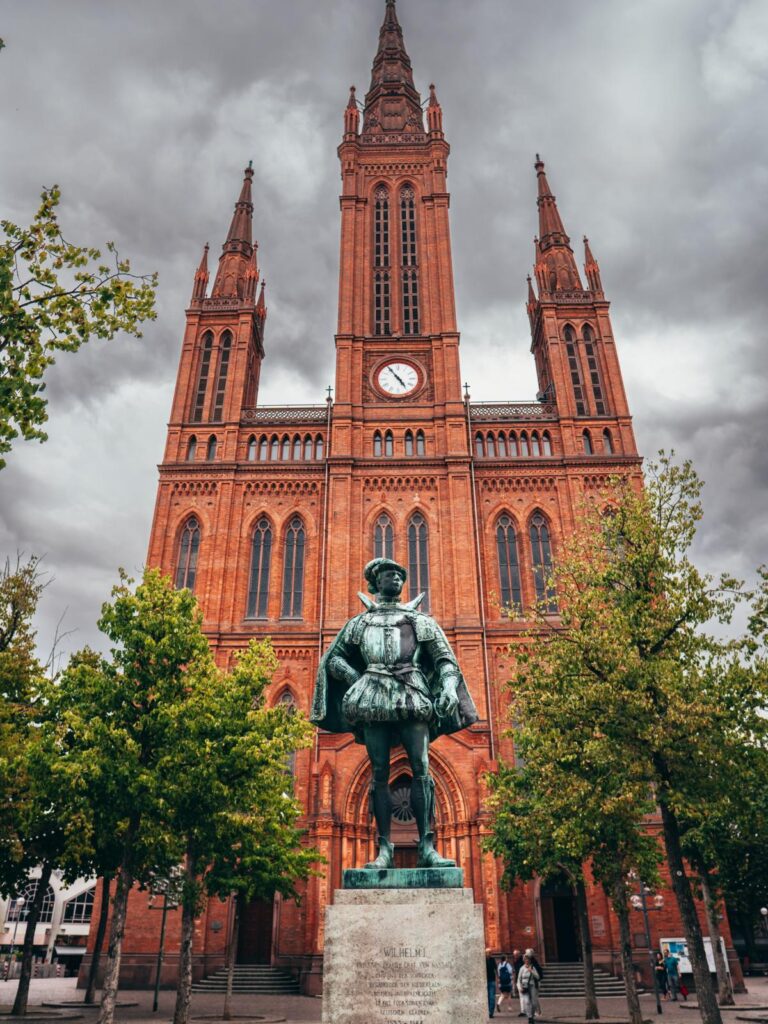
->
[[539, 962, 626, 997], [192, 965, 300, 995]]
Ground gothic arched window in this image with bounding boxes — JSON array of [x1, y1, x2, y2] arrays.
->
[[175, 516, 200, 591], [497, 432, 507, 457], [508, 432, 518, 457], [520, 432, 530, 457], [373, 431, 383, 457], [270, 435, 279, 460], [315, 435, 324, 460], [542, 431, 552, 456], [475, 433, 485, 458], [407, 512, 430, 612], [583, 325, 606, 415], [247, 517, 272, 618], [186, 436, 197, 462], [530, 512, 556, 611], [374, 512, 394, 559], [384, 430, 394, 457], [405, 430, 414, 456], [603, 428, 613, 454], [293, 435, 302, 460], [496, 514, 522, 609], [281, 516, 306, 618], [192, 332, 213, 422], [486, 433, 496, 458], [416, 430, 425, 456], [304, 435, 313, 460], [212, 330, 232, 422], [374, 185, 390, 268], [583, 430, 593, 455], [564, 324, 587, 416], [247, 436, 257, 461], [374, 273, 391, 336], [531, 432, 541, 457], [400, 185, 420, 334], [206, 435, 217, 461], [282, 435, 291, 460], [259, 436, 268, 460]]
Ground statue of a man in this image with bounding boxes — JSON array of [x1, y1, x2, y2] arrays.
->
[[311, 558, 478, 869]]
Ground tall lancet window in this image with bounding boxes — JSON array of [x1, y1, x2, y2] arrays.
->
[[281, 516, 306, 619], [496, 514, 522, 610], [530, 512, 557, 612], [582, 325, 607, 415], [407, 512, 430, 612], [564, 325, 587, 416], [192, 332, 214, 422], [246, 517, 272, 619], [211, 330, 232, 422], [373, 186, 390, 335], [175, 517, 200, 591], [374, 512, 394, 559], [400, 185, 420, 335]]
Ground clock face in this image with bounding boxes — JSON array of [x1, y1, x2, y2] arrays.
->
[[377, 362, 419, 396]]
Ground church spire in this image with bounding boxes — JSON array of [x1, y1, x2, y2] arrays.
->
[[532, 155, 582, 294], [362, 0, 424, 137], [583, 235, 604, 298], [191, 242, 209, 304], [212, 164, 257, 301]]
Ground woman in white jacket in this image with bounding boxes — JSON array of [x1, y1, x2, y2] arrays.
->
[[517, 954, 541, 1024]]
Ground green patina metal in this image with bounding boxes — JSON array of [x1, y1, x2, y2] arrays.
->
[[343, 867, 464, 890]]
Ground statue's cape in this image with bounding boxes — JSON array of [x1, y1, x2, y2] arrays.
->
[[310, 606, 479, 744]]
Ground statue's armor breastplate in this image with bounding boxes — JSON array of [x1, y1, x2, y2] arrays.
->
[[359, 613, 417, 669]]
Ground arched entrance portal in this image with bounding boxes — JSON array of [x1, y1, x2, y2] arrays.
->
[[390, 772, 419, 868], [540, 874, 580, 962]]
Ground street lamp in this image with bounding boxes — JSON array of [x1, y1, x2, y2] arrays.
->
[[630, 881, 665, 1016], [4, 897, 26, 982]]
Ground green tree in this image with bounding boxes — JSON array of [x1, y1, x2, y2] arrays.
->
[[165, 640, 318, 1024], [489, 454, 764, 1024], [0, 186, 156, 468]]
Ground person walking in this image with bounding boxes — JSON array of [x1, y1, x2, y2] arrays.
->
[[655, 951, 669, 1000], [512, 949, 526, 1017], [497, 955, 514, 1014], [518, 953, 541, 1024], [663, 947, 682, 1001], [487, 949, 498, 1018]]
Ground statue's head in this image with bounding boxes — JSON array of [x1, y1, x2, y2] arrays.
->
[[363, 557, 407, 597]]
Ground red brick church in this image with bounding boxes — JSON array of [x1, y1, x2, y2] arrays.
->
[[84, 0, 741, 995]]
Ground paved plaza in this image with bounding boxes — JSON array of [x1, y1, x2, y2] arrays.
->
[[2, 975, 766, 1024]]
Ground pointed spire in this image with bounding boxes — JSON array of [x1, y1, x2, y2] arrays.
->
[[344, 85, 360, 138], [526, 273, 538, 328], [532, 155, 583, 294], [191, 242, 209, 303], [212, 165, 256, 300], [362, 0, 424, 137], [583, 236, 604, 297], [256, 280, 267, 322], [427, 83, 443, 135]]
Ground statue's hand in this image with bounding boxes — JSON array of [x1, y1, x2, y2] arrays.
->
[[434, 683, 458, 719]]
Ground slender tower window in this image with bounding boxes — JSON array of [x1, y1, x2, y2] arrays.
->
[[603, 428, 614, 454], [583, 325, 607, 415], [304, 435, 313, 460], [282, 435, 291, 460], [373, 431, 383, 457], [486, 433, 496, 458], [564, 325, 587, 416], [508, 432, 518, 456], [407, 512, 430, 612], [259, 436, 268, 460], [384, 430, 394, 457], [405, 430, 414, 456], [247, 436, 257, 461], [373, 186, 391, 335], [520, 432, 530, 457], [293, 435, 302, 460], [246, 517, 272, 618], [270, 436, 279, 460], [542, 432, 553, 456], [315, 435, 324, 460], [281, 517, 306, 618], [416, 430, 425, 456], [583, 430, 593, 455], [192, 332, 214, 422], [175, 517, 200, 591], [212, 330, 232, 421], [206, 435, 217, 460], [531, 432, 541, 456], [530, 512, 556, 612], [496, 514, 522, 609], [498, 433, 507, 457], [186, 436, 197, 462], [475, 433, 485, 457], [374, 512, 394, 559], [400, 186, 419, 334]]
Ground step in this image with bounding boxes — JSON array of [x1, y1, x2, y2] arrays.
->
[[192, 966, 300, 995]]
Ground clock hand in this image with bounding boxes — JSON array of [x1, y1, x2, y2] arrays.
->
[[392, 370, 407, 387]]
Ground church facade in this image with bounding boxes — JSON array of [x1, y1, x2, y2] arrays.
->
[[85, 0, 741, 995]]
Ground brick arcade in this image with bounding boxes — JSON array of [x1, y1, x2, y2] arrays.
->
[[81, 0, 742, 996]]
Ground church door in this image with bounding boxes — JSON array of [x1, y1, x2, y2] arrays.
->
[[237, 898, 274, 964]]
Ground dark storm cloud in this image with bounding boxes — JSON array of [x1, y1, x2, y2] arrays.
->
[[1, 0, 766, 654]]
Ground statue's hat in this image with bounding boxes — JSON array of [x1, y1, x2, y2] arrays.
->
[[363, 557, 408, 594]]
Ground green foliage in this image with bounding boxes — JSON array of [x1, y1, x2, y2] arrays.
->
[[0, 186, 156, 468]]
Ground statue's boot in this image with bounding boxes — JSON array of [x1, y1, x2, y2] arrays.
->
[[411, 776, 456, 868], [365, 782, 394, 869]]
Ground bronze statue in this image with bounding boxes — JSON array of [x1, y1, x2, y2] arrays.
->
[[311, 558, 478, 869]]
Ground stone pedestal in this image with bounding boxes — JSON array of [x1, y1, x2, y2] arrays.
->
[[322, 884, 487, 1024]]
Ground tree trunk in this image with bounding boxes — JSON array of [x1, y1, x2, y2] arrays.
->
[[85, 875, 112, 1005], [659, 798, 722, 1024], [173, 853, 198, 1024], [610, 878, 644, 1024], [12, 861, 53, 1016], [699, 870, 734, 1006], [573, 877, 600, 1020], [223, 894, 241, 1022], [97, 860, 133, 1024]]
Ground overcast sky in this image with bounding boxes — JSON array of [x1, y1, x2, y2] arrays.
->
[[1, 0, 767, 660]]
